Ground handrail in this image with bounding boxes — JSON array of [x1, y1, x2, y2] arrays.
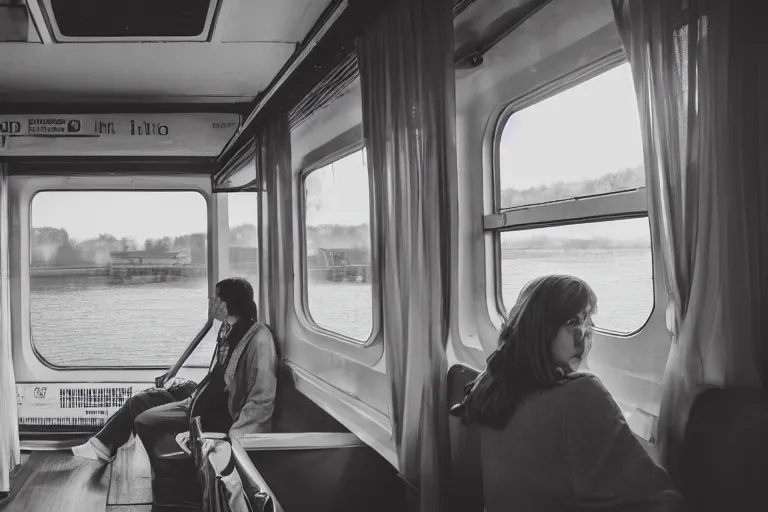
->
[[237, 432, 364, 451], [230, 437, 283, 512], [158, 317, 214, 386]]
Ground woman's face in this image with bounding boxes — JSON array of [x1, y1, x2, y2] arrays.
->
[[551, 310, 593, 371], [210, 290, 228, 321]]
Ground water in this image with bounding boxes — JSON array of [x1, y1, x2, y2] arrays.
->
[[31, 275, 212, 367], [30, 249, 653, 367], [500, 248, 653, 333]]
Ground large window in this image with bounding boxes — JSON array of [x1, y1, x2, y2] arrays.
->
[[225, 192, 259, 285], [302, 149, 373, 342], [185, 191, 260, 367], [494, 63, 652, 334], [30, 191, 209, 367]]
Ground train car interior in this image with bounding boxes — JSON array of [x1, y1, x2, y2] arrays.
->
[[1, 0, 767, 511]]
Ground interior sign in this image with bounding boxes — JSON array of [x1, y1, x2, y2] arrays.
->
[[23, 385, 57, 410], [27, 117, 84, 135], [0, 120, 22, 134], [0, 113, 240, 156]]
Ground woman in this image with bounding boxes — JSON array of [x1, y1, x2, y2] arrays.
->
[[134, 277, 277, 445], [451, 275, 686, 511], [71, 375, 197, 462], [71, 277, 277, 462], [133, 277, 277, 509]]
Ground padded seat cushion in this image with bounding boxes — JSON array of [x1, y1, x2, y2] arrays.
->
[[155, 432, 193, 462], [680, 387, 768, 511], [447, 364, 483, 512]]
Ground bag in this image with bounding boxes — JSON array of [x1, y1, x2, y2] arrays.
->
[[190, 417, 273, 512]]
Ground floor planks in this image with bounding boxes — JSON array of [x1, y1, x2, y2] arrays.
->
[[108, 436, 152, 505], [0, 451, 110, 512], [1, 436, 154, 512]]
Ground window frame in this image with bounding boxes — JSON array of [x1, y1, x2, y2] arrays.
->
[[27, 186, 214, 370], [297, 141, 381, 346], [40, 0, 221, 43], [488, 60, 656, 337]]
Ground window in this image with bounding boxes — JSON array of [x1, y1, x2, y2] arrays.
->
[[500, 219, 653, 333], [30, 191, 209, 367], [183, 192, 259, 368], [493, 63, 652, 334], [224, 192, 260, 285], [303, 149, 373, 342]]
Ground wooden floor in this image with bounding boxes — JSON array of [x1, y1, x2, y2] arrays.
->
[[0, 437, 152, 512]]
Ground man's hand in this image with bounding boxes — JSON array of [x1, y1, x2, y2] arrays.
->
[[155, 371, 170, 388], [163, 377, 183, 390]]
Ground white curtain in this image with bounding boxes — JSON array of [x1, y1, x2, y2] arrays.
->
[[613, 0, 768, 477], [257, 116, 292, 341], [1, 164, 21, 493], [357, 0, 456, 509]]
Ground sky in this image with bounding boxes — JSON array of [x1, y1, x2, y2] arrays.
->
[[501, 217, 651, 245], [31, 190, 259, 243], [30, 63, 647, 243], [304, 148, 370, 227], [499, 63, 644, 189], [498, 63, 648, 241]]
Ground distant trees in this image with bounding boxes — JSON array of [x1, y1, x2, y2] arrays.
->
[[120, 237, 138, 251], [501, 235, 650, 250], [30, 167, 650, 268], [31, 227, 74, 266], [305, 224, 370, 254], [79, 234, 121, 266], [30, 225, 260, 268], [498, 166, 649, 250], [144, 236, 173, 254], [172, 233, 206, 264], [229, 223, 258, 247], [500, 166, 645, 209]]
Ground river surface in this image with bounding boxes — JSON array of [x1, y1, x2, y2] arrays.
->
[[30, 248, 653, 366]]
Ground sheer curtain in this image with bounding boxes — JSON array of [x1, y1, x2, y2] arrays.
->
[[357, 0, 457, 509], [1, 165, 21, 494], [613, 0, 768, 476], [255, 115, 292, 338]]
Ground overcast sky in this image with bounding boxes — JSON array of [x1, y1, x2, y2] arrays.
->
[[32, 64, 646, 243], [32, 190, 258, 243]]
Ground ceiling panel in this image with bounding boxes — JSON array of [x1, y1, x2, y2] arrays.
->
[[221, 0, 333, 43], [43, 0, 217, 41], [0, 42, 295, 103]]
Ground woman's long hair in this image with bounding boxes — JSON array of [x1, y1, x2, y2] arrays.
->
[[216, 277, 258, 321], [451, 275, 597, 429]]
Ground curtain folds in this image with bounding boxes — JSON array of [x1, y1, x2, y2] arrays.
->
[[214, 140, 260, 192], [357, 0, 457, 509], [1, 165, 21, 493], [613, 0, 768, 477], [256, 115, 292, 342]]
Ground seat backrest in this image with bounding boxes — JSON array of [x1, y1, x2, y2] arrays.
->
[[447, 364, 484, 512], [680, 387, 768, 511], [271, 365, 349, 434]]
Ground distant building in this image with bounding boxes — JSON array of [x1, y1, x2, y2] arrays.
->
[[109, 251, 191, 265], [309, 248, 369, 268]]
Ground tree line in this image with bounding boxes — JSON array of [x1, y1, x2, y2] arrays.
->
[[32, 167, 649, 267], [500, 165, 645, 209], [31, 224, 258, 268]]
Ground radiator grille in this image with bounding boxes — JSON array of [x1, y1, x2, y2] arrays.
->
[[59, 387, 133, 409], [19, 417, 107, 428]]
